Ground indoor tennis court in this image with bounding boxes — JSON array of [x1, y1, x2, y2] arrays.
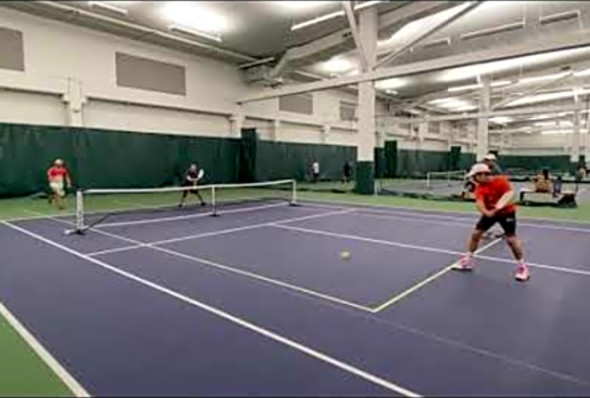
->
[[2, 1, 590, 396], [2, 193, 590, 396]]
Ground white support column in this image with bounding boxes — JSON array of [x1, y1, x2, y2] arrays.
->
[[230, 105, 245, 137], [321, 124, 330, 144], [62, 78, 86, 127], [355, 5, 378, 194], [271, 119, 281, 142], [476, 75, 491, 160], [417, 119, 427, 150], [571, 94, 582, 163]]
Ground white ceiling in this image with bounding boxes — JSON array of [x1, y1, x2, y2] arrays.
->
[[4, 0, 590, 133]]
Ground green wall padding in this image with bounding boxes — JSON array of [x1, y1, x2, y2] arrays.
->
[[255, 140, 356, 182], [0, 123, 239, 198], [354, 161, 374, 195], [498, 155, 571, 172], [459, 153, 476, 171]]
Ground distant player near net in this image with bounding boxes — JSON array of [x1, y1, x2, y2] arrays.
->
[[178, 164, 206, 208], [455, 163, 530, 282], [47, 159, 72, 211]]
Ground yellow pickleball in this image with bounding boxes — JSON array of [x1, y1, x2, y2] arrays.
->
[[340, 251, 351, 260]]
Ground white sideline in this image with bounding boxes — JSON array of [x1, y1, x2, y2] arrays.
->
[[3, 221, 420, 398], [0, 301, 90, 397]]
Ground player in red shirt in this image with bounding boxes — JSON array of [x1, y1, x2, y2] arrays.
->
[[47, 159, 72, 210], [455, 163, 530, 282]]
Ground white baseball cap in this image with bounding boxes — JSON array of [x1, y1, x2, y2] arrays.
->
[[483, 153, 497, 161], [468, 163, 491, 177]]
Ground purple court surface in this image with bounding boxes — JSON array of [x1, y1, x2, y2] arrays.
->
[[1, 200, 590, 396]]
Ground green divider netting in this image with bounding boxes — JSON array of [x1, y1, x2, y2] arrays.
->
[[396, 150, 450, 177], [374, 147, 385, 179], [354, 161, 374, 194], [384, 140, 397, 178], [459, 152, 476, 171], [239, 128, 258, 183], [448, 146, 461, 170], [498, 155, 572, 173], [255, 140, 356, 182]]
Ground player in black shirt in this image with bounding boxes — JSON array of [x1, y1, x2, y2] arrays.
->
[[178, 164, 206, 207]]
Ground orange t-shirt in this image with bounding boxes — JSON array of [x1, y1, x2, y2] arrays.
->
[[475, 176, 516, 215]]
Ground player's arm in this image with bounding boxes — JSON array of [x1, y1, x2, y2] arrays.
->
[[65, 169, 72, 188], [494, 178, 514, 211], [476, 198, 495, 218]]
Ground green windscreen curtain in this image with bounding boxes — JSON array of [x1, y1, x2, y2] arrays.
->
[[498, 155, 571, 172], [239, 128, 258, 183], [0, 123, 239, 198], [448, 146, 461, 171], [397, 150, 449, 177], [384, 140, 397, 178], [374, 147, 385, 179]]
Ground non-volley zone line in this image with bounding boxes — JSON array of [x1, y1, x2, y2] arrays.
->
[[3, 221, 421, 398]]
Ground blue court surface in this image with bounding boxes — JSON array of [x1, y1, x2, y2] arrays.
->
[[2, 200, 590, 396]]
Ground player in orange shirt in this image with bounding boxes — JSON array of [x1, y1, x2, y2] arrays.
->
[[47, 159, 72, 210], [455, 163, 530, 282]]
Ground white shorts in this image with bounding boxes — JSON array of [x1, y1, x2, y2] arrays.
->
[[50, 181, 65, 197]]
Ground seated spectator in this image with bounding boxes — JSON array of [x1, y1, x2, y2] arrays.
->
[[533, 169, 552, 193]]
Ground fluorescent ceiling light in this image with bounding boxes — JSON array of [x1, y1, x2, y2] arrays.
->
[[354, 1, 385, 11], [88, 1, 128, 15], [574, 67, 590, 77], [161, 3, 229, 35], [518, 71, 571, 84], [439, 47, 590, 83], [490, 116, 513, 124], [429, 97, 459, 105], [385, 89, 398, 95], [322, 58, 355, 73], [169, 25, 222, 43], [277, 1, 332, 10], [541, 129, 587, 135], [447, 80, 512, 92], [535, 121, 573, 127], [375, 78, 406, 90], [506, 89, 590, 107], [291, 10, 345, 31]]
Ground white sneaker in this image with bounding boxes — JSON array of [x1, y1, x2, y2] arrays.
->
[[453, 255, 474, 272], [515, 263, 530, 282]]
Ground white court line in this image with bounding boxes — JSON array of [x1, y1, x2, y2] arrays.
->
[[272, 224, 590, 278], [86, 208, 354, 257], [302, 197, 590, 226], [372, 238, 503, 313], [0, 301, 90, 397], [305, 202, 590, 234], [3, 221, 420, 398], [31, 209, 371, 312]]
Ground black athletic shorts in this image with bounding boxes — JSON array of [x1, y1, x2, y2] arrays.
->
[[476, 211, 517, 236]]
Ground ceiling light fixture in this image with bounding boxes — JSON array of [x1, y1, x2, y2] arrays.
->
[[88, 1, 128, 16], [447, 80, 512, 93], [354, 1, 385, 11], [169, 25, 222, 42], [291, 10, 345, 31], [277, 1, 332, 10], [161, 3, 229, 35], [322, 57, 355, 73], [518, 71, 572, 84]]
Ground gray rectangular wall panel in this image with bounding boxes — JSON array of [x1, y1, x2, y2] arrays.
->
[[0, 27, 24, 71], [116, 52, 186, 96]]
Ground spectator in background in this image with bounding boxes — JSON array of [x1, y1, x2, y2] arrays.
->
[[312, 160, 320, 183], [343, 161, 353, 183], [534, 168, 552, 193], [576, 165, 587, 183], [47, 159, 72, 210], [483, 153, 503, 175]]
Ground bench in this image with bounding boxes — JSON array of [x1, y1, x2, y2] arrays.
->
[[519, 188, 577, 207]]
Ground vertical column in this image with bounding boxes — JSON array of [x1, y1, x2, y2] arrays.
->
[[354, 6, 377, 194], [230, 105, 245, 138], [476, 75, 491, 160], [271, 119, 281, 141], [321, 124, 330, 144], [417, 119, 427, 150], [62, 78, 85, 127], [571, 93, 582, 166]]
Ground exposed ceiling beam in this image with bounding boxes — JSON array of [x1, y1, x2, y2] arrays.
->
[[269, 1, 453, 79], [374, 1, 481, 69], [492, 71, 576, 110], [238, 30, 590, 104], [342, 1, 368, 72]]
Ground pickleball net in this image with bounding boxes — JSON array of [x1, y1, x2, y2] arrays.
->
[[66, 179, 297, 234]]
